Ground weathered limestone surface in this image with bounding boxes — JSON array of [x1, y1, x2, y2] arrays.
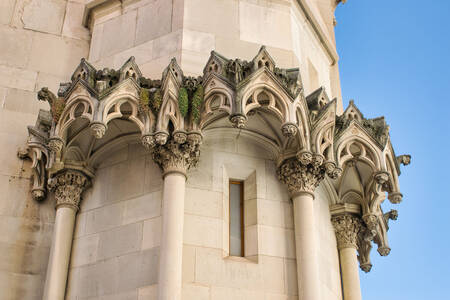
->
[[85, 0, 343, 110], [66, 144, 163, 299], [0, 2, 89, 299], [0, 1, 409, 300]]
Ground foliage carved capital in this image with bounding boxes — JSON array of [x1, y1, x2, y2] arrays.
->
[[331, 214, 362, 250], [146, 133, 202, 177], [277, 155, 326, 196], [48, 170, 90, 211]]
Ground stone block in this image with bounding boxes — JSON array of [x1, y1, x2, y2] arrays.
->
[[85, 202, 124, 234], [152, 30, 182, 60], [0, 25, 33, 71], [135, 0, 173, 45], [258, 199, 293, 229], [140, 52, 182, 82], [3, 88, 48, 115], [144, 155, 163, 193], [186, 147, 213, 190], [78, 257, 118, 298], [244, 199, 257, 226], [180, 49, 211, 77], [0, 271, 44, 300], [101, 10, 137, 57], [138, 284, 157, 300], [184, 0, 239, 39], [0, 215, 53, 248], [265, 160, 289, 202], [79, 166, 110, 212], [0, 110, 40, 138], [100, 290, 138, 300], [62, 1, 90, 41], [259, 225, 295, 258], [195, 247, 273, 290], [182, 30, 215, 53], [89, 22, 104, 62], [122, 192, 161, 225], [0, 133, 28, 176], [239, 1, 292, 50], [74, 211, 87, 238], [112, 40, 154, 69], [182, 245, 195, 283], [260, 255, 285, 293], [0, 242, 49, 275], [185, 188, 222, 218], [182, 284, 210, 300], [0, 0, 15, 25], [215, 36, 261, 62], [142, 217, 161, 250], [210, 287, 265, 300], [184, 214, 221, 249], [106, 158, 146, 203], [22, 0, 66, 35], [244, 225, 258, 257], [71, 234, 99, 267], [97, 145, 129, 169], [28, 31, 89, 78], [35, 72, 66, 93], [97, 222, 143, 259], [116, 248, 159, 292]]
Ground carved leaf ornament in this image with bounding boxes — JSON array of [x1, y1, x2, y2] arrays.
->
[[22, 47, 409, 272]]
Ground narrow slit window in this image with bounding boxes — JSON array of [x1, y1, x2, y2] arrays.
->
[[229, 180, 244, 257]]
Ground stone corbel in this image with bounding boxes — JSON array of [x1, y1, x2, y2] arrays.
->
[[18, 110, 52, 201], [145, 132, 202, 177]]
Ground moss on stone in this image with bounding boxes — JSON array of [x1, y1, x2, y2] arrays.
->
[[139, 88, 150, 112], [151, 88, 162, 113], [52, 98, 66, 123], [191, 85, 204, 123], [178, 87, 189, 117]]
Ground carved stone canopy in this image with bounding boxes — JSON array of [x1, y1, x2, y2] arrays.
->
[[22, 48, 409, 265]]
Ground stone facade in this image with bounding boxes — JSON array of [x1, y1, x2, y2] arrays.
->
[[0, 1, 410, 300]]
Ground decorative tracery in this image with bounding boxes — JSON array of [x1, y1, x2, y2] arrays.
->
[[22, 47, 409, 273]]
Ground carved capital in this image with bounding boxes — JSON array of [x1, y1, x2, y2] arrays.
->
[[48, 170, 90, 211], [230, 115, 247, 129], [277, 157, 325, 196], [281, 123, 297, 138], [331, 214, 362, 249], [151, 133, 202, 177], [90, 122, 107, 139]]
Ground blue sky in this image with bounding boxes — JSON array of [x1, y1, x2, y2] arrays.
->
[[335, 0, 450, 299]]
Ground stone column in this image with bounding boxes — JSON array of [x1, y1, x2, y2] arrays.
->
[[278, 155, 326, 300], [331, 214, 363, 300], [43, 170, 89, 300], [147, 134, 201, 300]]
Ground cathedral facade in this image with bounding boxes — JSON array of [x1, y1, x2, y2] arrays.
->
[[0, 1, 409, 300]]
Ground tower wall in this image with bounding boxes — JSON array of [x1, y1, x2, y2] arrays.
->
[[0, 1, 89, 299], [0, 1, 346, 299]]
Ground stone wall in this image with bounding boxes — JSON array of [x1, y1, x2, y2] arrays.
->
[[86, 0, 342, 110], [63, 133, 342, 300], [66, 142, 163, 299], [0, 1, 89, 299]]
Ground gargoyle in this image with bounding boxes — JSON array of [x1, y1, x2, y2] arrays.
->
[[397, 155, 411, 166]]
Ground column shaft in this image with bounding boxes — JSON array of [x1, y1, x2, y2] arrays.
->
[[43, 207, 77, 300], [340, 247, 362, 300], [158, 173, 186, 300], [292, 192, 320, 300]]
